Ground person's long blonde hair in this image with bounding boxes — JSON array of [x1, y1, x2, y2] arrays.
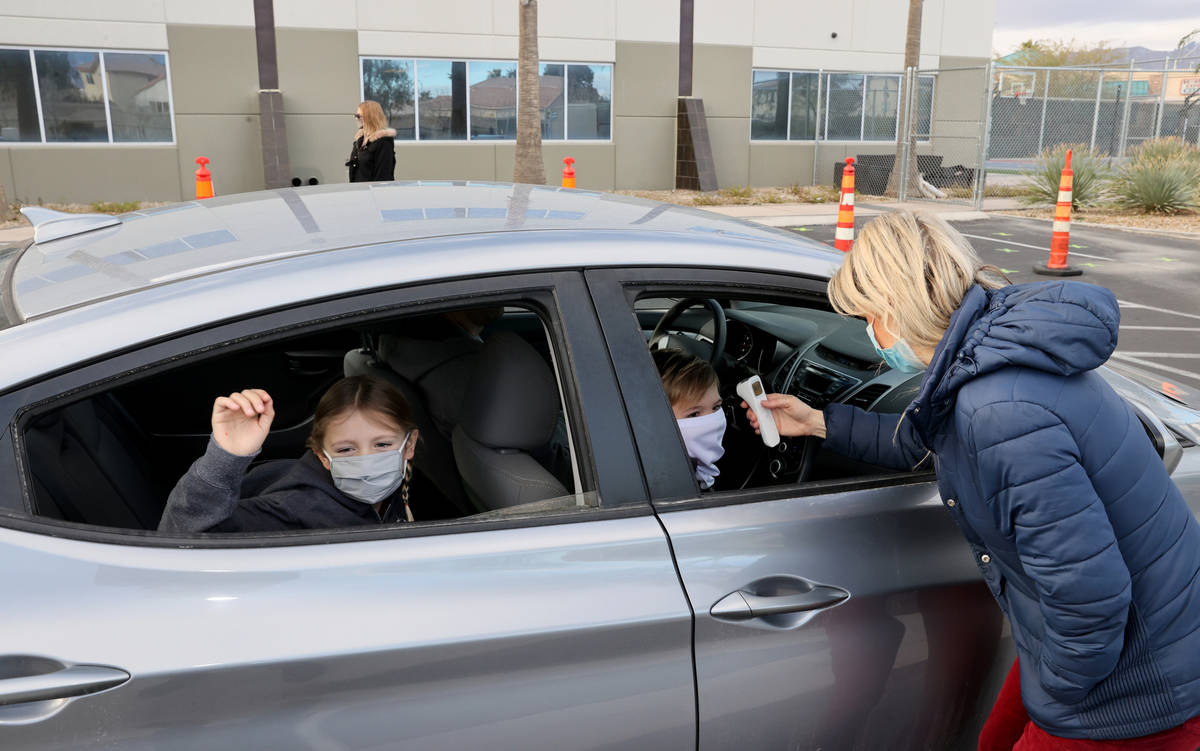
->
[[356, 100, 390, 142], [827, 210, 1008, 351]]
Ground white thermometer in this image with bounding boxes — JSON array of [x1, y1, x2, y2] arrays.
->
[[737, 375, 780, 448]]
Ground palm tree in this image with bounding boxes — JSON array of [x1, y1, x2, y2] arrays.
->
[[513, 0, 546, 184], [886, 0, 923, 196]]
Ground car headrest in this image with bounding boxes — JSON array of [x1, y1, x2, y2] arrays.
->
[[459, 331, 559, 451]]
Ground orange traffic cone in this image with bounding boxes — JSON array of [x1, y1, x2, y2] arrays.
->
[[561, 157, 576, 188], [834, 157, 855, 252], [195, 157, 214, 200], [1034, 148, 1082, 276]]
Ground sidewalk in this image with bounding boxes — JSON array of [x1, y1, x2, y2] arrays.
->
[[701, 197, 1023, 227], [0, 224, 33, 245]]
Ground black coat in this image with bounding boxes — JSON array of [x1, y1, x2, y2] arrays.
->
[[347, 128, 396, 182]]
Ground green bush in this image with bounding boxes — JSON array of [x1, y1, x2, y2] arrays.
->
[[1109, 137, 1200, 215], [1019, 144, 1107, 208], [1127, 136, 1200, 167], [1111, 159, 1200, 215]]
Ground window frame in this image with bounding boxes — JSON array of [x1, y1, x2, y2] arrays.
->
[[0, 271, 651, 548], [749, 67, 935, 145], [0, 44, 176, 147], [585, 266, 936, 512], [358, 55, 613, 143]]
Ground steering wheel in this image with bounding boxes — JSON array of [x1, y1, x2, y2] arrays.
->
[[649, 298, 727, 364]]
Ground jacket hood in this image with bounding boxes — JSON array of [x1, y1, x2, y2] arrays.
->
[[356, 127, 397, 143], [909, 281, 1120, 439]]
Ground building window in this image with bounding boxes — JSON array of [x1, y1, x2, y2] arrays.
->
[[0, 48, 40, 142], [0, 46, 174, 144], [361, 57, 612, 141], [751, 69, 934, 143]]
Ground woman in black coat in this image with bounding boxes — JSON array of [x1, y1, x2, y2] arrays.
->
[[347, 100, 396, 182]]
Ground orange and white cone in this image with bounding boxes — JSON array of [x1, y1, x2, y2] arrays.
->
[[1034, 148, 1082, 276], [834, 157, 855, 252]]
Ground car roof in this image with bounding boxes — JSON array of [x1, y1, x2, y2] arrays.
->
[[6, 181, 838, 324]]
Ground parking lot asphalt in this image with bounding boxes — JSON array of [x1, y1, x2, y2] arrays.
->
[[788, 214, 1200, 401]]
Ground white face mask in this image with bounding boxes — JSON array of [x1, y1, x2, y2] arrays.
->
[[324, 432, 411, 504], [677, 409, 727, 490]]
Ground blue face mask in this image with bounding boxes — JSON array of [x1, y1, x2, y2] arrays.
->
[[866, 321, 927, 374]]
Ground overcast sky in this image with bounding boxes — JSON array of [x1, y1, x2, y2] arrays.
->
[[992, 0, 1200, 56]]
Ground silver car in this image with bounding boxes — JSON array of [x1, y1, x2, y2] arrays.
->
[[1, 183, 1197, 750]]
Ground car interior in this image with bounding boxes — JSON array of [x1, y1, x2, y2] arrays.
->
[[18, 292, 926, 533], [21, 304, 586, 532], [635, 294, 927, 492]]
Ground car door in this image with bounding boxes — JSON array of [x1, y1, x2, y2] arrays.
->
[[0, 272, 695, 750], [587, 267, 1013, 751]]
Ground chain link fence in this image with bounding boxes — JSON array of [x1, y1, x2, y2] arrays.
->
[[896, 64, 992, 208], [987, 59, 1200, 167]]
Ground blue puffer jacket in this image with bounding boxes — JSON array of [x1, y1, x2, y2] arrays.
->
[[823, 281, 1200, 739]]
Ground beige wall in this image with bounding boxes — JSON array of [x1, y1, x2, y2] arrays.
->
[[6, 147, 182, 204]]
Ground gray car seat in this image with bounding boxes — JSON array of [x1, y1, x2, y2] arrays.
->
[[452, 331, 569, 510]]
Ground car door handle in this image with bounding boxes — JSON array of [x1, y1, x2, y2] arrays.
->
[[710, 584, 849, 621], [0, 665, 130, 706]]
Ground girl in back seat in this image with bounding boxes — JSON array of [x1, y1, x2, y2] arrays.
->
[[158, 375, 419, 533]]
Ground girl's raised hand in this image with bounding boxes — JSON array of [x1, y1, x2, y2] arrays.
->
[[211, 389, 275, 456]]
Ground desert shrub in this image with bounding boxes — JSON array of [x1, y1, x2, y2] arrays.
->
[[1019, 144, 1107, 208], [1111, 159, 1200, 214], [720, 185, 754, 199], [1128, 136, 1200, 168], [1109, 137, 1200, 214]]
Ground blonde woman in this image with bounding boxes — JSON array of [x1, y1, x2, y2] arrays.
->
[[746, 210, 1200, 749], [346, 100, 396, 182]]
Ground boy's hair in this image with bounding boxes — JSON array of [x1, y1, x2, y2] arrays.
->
[[652, 348, 719, 407]]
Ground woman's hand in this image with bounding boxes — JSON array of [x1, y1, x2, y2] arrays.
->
[[743, 393, 826, 439], [211, 389, 275, 456]]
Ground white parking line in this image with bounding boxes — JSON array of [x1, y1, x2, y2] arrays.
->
[[960, 233, 1115, 262], [1120, 326, 1200, 332], [1109, 353, 1200, 382], [1118, 300, 1200, 322], [1114, 352, 1200, 358]]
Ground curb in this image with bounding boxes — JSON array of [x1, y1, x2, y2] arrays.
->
[[989, 212, 1200, 241]]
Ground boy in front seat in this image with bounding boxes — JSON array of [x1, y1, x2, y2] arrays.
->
[[652, 349, 726, 490]]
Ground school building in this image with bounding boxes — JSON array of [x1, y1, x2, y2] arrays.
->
[[0, 0, 996, 203]]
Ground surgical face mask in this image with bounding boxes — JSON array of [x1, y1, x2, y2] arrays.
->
[[324, 432, 411, 504], [677, 409, 727, 490], [866, 321, 927, 374]]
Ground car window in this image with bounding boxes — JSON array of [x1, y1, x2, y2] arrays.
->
[[14, 299, 602, 538], [630, 291, 929, 495]]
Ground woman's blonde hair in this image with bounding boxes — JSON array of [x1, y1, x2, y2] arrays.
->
[[357, 100, 389, 141], [827, 210, 1008, 350]]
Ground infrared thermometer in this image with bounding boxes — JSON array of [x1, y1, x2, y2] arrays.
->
[[737, 375, 780, 448]]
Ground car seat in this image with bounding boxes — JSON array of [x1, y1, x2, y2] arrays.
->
[[451, 331, 569, 510], [24, 394, 166, 529]]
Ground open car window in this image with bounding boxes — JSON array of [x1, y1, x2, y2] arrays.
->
[[631, 292, 930, 495], [18, 301, 599, 537]]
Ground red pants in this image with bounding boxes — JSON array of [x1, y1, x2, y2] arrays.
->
[[979, 659, 1200, 751]]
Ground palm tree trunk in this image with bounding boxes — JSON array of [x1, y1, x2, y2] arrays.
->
[[886, 0, 923, 197], [514, 0, 546, 184]]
